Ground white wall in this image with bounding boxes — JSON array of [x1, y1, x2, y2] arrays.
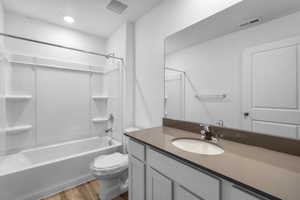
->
[[0, 1, 4, 51], [0, 1, 4, 50], [106, 22, 135, 141], [134, 0, 243, 128], [166, 11, 300, 128], [4, 12, 107, 67], [0, 1, 5, 153]]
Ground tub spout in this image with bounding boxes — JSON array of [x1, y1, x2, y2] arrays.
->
[[105, 128, 113, 145]]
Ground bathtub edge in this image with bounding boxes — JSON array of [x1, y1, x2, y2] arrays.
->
[[22, 173, 95, 200]]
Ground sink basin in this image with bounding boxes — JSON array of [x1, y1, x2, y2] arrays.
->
[[172, 138, 224, 155]]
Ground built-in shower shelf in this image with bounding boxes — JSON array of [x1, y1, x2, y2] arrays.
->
[[195, 94, 227, 101], [4, 125, 33, 134], [92, 118, 109, 123], [7, 54, 106, 74], [92, 96, 109, 100], [5, 95, 32, 101]]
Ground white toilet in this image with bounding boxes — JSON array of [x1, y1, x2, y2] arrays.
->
[[90, 152, 128, 200], [90, 127, 140, 200]]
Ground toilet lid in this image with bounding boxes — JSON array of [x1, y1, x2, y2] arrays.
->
[[92, 153, 128, 173]]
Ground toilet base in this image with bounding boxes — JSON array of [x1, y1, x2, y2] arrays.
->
[[98, 171, 128, 200]]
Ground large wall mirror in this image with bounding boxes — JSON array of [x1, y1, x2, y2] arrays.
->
[[164, 0, 300, 139]]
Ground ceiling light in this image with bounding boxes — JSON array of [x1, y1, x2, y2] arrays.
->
[[64, 16, 75, 24]]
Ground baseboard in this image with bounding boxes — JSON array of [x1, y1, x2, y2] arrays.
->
[[21, 174, 95, 200]]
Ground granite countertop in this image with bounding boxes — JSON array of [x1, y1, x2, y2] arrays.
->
[[126, 126, 300, 200]]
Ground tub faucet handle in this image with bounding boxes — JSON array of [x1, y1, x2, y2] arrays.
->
[[105, 128, 113, 133]]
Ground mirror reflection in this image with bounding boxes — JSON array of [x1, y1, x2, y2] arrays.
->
[[164, 0, 300, 139]]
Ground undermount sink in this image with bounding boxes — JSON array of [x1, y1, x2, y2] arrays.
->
[[172, 138, 224, 155]]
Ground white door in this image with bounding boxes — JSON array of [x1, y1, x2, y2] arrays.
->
[[242, 36, 300, 139]]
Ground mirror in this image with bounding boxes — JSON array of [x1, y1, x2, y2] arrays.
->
[[164, 0, 300, 139]]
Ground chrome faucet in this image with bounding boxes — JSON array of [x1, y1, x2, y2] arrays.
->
[[200, 124, 213, 141], [199, 124, 220, 143]]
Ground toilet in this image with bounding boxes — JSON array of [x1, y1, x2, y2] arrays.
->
[[90, 127, 140, 200], [90, 152, 128, 200]]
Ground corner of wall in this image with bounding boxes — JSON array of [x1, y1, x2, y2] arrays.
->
[[125, 22, 136, 128], [0, 1, 5, 51]]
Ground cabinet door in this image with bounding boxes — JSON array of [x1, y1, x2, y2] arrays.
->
[[174, 184, 202, 200], [147, 167, 172, 200], [230, 185, 268, 200], [129, 155, 145, 200]]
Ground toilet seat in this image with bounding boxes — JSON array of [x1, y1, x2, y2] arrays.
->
[[91, 153, 128, 175]]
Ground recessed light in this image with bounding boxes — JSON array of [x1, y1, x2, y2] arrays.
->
[[64, 16, 75, 24]]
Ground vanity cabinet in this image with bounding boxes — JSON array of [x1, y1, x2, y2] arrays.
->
[[147, 167, 172, 200], [128, 139, 271, 200], [147, 147, 220, 200], [229, 185, 266, 200], [128, 140, 146, 200], [128, 155, 145, 200], [174, 185, 202, 200]]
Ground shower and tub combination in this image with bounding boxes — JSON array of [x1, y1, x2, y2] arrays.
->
[[0, 33, 125, 200], [0, 136, 121, 200]]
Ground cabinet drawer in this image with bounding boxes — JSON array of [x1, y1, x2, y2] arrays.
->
[[128, 139, 145, 161], [147, 148, 220, 200], [230, 185, 269, 200], [174, 184, 202, 200]]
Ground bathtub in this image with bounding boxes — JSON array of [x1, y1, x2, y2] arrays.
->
[[0, 136, 122, 200]]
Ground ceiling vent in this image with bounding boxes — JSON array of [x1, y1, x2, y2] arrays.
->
[[106, 0, 128, 14], [239, 17, 263, 28]]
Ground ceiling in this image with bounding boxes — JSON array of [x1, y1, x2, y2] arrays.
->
[[2, 0, 162, 38]]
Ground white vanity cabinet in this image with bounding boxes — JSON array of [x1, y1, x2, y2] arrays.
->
[[228, 185, 268, 200], [129, 155, 145, 200], [147, 147, 220, 200], [147, 167, 173, 200], [128, 139, 146, 200], [174, 185, 202, 200], [128, 139, 272, 200]]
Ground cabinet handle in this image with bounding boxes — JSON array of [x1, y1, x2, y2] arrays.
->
[[232, 185, 270, 200]]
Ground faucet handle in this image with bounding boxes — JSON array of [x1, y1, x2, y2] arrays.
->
[[216, 120, 224, 127], [199, 124, 212, 140], [204, 125, 210, 132]]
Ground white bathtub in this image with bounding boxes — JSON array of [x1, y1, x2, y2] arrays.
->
[[0, 136, 122, 200]]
